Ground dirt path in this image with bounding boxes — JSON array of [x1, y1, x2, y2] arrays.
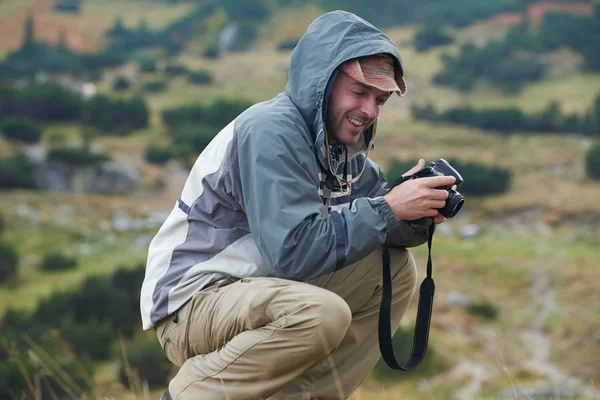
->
[[520, 269, 598, 399]]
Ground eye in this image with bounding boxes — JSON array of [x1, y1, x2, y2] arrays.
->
[[378, 96, 390, 106], [352, 91, 365, 97]]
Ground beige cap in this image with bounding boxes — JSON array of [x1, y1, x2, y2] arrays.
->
[[341, 53, 407, 96]]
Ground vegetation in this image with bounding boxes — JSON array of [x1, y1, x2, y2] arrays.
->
[[39, 252, 78, 271], [411, 94, 600, 135], [0, 242, 18, 284], [0, 154, 36, 189], [145, 144, 173, 165], [586, 142, 600, 180], [434, 6, 600, 92], [118, 337, 172, 389], [0, 116, 43, 143]]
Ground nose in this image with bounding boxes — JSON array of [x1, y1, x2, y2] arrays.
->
[[360, 97, 380, 120]]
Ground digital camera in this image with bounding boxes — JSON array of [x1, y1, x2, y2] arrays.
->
[[412, 159, 464, 218]]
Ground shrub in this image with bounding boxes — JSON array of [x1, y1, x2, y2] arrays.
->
[[170, 124, 218, 155], [142, 79, 168, 93], [586, 143, 600, 180], [0, 153, 36, 189], [467, 301, 499, 320], [82, 94, 149, 134], [138, 58, 158, 73], [0, 117, 43, 143], [145, 144, 173, 165], [59, 315, 116, 360], [276, 37, 300, 51], [162, 98, 252, 128], [47, 146, 110, 166], [113, 76, 131, 91], [54, 0, 81, 13], [0, 213, 5, 235], [39, 252, 77, 271], [202, 44, 220, 59], [119, 337, 171, 389], [413, 26, 454, 52], [0, 242, 18, 284], [187, 69, 213, 85], [165, 63, 188, 77]]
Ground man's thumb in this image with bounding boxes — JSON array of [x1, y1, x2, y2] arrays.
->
[[404, 159, 425, 176]]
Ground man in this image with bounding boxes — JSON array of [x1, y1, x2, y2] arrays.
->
[[140, 10, 455, 399]]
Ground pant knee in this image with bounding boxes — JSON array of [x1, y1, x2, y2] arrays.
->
[[305, 291, 352, 355]]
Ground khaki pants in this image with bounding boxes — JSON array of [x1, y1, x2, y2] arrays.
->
[[155, 247, 417, 399]]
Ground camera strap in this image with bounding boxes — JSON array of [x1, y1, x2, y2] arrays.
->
[[378, 173, 437, 371]]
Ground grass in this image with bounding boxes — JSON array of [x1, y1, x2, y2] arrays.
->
[[0, 219, 146, 316]]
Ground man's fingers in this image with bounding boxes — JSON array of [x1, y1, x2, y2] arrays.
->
[[418, 175, 456, 188]]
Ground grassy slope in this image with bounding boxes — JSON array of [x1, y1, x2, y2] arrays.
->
[[0, 0, 194, 57], [0, 3, 599, 398]]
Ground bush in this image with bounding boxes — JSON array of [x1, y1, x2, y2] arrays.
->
[[170, 124, 218, 155], [162, 98, 252, 128], [0, 242, 18, 284], [586, 143, 600, 180], [187, 69, 213, 85], [119, 338, 171, 389], [202, 44, 220, 59], [138, 58, 158, 73], [0, 153, 36, 189], [227, 23, 258, 52], [276, 37, 300, 51], [113, 76, 131, 91], [47, 146, 110, 166], [82, 94, 149, 134], [414, 26, 454, 52], [39, 252, 78, 271], [54, 0, 81, 13], [165, 63, 188, 77], [142, 79, 168, 93], [59, 315, 116, 360], [0, 116, 43, 143], [145, 144, 173, 165], [0, 213, 4, 235], [467, 301, 499, 320]]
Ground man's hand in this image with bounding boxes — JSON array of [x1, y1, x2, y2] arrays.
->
[[384, 159, 456, 222]]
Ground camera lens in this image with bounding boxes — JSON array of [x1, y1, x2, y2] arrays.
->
[[441, 190, 464, 218]]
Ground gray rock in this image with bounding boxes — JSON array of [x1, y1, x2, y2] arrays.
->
[[446, 291, 471, 307], [34, 160, 140, 195]]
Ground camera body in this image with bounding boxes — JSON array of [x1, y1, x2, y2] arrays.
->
[[412, 159, 464, 218]]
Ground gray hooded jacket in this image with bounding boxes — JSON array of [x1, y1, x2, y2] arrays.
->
[[140, 10, 430, 330]]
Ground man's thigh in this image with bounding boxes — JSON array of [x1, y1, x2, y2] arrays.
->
[[155, 277, 344, 367], [308, 247, 413, 312]]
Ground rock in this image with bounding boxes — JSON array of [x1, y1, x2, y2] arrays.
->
[[35, 160, 140, 195], [447, 291, 471, 307], [459, 224, 480, 239]]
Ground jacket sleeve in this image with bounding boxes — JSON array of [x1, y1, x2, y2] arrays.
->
[[366, 160, 432, 248], [236, 122, 399, 281]]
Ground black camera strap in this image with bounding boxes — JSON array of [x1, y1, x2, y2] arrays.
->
[[378, 174, 437, 371]]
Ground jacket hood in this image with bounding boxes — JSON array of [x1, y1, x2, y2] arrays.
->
[[284, 11, 404, 187]]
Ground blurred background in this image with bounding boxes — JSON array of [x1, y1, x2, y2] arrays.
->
[[0, 0, 598, 399]]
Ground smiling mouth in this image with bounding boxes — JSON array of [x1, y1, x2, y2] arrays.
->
[[347, 116, 366, 128]]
